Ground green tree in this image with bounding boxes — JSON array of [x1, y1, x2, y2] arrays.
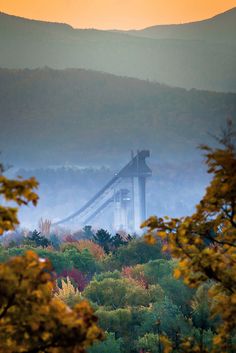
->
[[191, 284, 217, 352], [96, 307, 133, 339], [143, 259, 173, 285], [137, 333, 160, 353], [112, 233, 129, 250], [27, 229, 51, 248], [35, 248, 72, 274], [103, 238, 163, 271], [93, 229, 113, 254], [84, 278, 163, 309], [83, 225, 95, 240], [63, 247, 98, 274], [191, 284, 215, 332], [84, 278, 128, 309], [49, 233, 61, 250], [94, 270, 121, 282], [89, 332, 123, 353]]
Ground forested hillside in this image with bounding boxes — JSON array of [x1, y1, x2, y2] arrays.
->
[[0, 10, 236, 91], [1, 68, 235, 168]]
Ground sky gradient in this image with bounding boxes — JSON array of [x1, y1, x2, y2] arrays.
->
[[0, 0, 236, 29]]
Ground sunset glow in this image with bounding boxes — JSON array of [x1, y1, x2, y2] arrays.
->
[[0, 0, 236, 29]]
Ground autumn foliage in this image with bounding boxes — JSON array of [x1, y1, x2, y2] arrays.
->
[[0, 165, 103, 352], [59, 268, 89, 291], [143, 123, 236, 352], [0, 167, 38, 235], [77, 240, 105, 260], [0, 251, 103, 352], [121, 265, 149, 289]]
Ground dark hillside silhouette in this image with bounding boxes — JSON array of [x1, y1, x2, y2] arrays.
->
[[0, 68, 235, 167]]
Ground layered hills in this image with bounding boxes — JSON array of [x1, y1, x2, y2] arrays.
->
[[0, 9, 236, 91]]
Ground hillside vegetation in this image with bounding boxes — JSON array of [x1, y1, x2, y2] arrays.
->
[[1, 68, 235, 168]]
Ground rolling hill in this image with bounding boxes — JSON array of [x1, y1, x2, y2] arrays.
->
[[0, 68, 235, 168], [0, 9, 236, 92], [127, 7, 236, 41]]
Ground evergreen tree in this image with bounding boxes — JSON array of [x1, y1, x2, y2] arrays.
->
[[28, 230, 51, 248], [93, 229, 112, 254]]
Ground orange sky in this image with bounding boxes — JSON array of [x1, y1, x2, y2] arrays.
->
[[0, 0, 236, 29]]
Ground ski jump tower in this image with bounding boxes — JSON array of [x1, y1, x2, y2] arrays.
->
[[53, 150, 152, 233], [117, 150, 152, 231]]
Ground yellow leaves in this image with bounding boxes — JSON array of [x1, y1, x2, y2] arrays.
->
[[55, 277, 81, 303], [213, 335, 222, 345], [143, 135, 236, 351], [144, 234, 156, 245], [142, 131, 236, 352], [157, 231, 167, 238], [0, 206, 18, 235], [141, 215, 158, 229], [202, 248, 215, 257], [30, 322, 40, 331], [173, 268, 181, 279], [162, 244, 168, 252], [23, 333, 30, 340], [179, 259, 188, 267], [221, 183, 229, 193], [0, 167, 103, 352], [193, 237, 203, 245], [177, 259, 189, 276], [0, 252, 103, 352], [231, 294, 236, 304], [0, 176, 38, 205], [160, 335, 172, 353], [0, 173, 39, 236], [179, 228, 187, 237], [32, 290, 43, 300], [41, 332, 51, 341]]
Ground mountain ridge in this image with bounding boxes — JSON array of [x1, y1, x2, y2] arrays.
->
[[139, 7, 236, 30], [1, 7, 236, 32], [0, 67, 235, 168], [0, 9, 236, 92], [126, 7, 236, 41]]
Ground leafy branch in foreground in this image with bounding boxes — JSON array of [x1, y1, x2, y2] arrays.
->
[[142, 122, 236, 352], [0, 251, 103, 352], [0, 164, 39, 234], [0, 163, 103, 352]]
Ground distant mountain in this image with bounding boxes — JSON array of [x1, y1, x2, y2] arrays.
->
[[0, 68, 235, 168], [0, 10, 236, 91], [126, 7, 236, 41]]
